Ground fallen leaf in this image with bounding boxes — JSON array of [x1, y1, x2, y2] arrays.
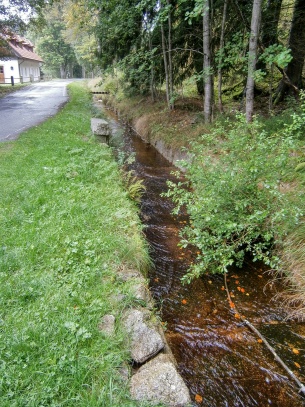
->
[[221, 286, 225, 291], [231, 274, 239, 279], [195, 394, 203, 403], [257, 339, 263, 343], [292, 348, 300, 355], [154, 278, 159, 282], [294, 362, 301, 369], [229, 301, 235, 308], [237, 286, 241, 291], [208, 280, 212, 284], [181, 299, 187, 305], [240, 288, 245, 293], [246, 293, 250, 296], [258, 275, 263, 278], [235, 280, 240, 284], [234, 313, 241, 319]]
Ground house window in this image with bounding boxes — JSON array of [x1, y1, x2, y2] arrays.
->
[[0, 66, 3, 73], [10, 66, 14, 71]]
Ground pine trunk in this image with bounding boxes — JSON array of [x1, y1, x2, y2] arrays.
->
[[218, 0, 228, 113], [161, 22, 170, 108], [167, 0, 174, 109], [203, 0, 212, 123], [274, 0, 305, 102], [246, 0, 262, 123]]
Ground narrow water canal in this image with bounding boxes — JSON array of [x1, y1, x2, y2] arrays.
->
[[100, 102, 305, 407]]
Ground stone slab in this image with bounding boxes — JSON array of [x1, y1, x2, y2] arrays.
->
[[130, 353, 191, 406], [123, 309, 164, 364], [91, 118, 111, 136]]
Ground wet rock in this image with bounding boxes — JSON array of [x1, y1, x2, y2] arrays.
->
[[98, 314, 115, 336], [123, 309, 164, 364], [130, 353, 191, 406]]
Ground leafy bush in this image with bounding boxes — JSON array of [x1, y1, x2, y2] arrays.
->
[[165, 114, 303, 283], [285, 90, 305, 139]]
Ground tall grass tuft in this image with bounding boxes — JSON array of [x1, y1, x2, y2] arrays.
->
[[280, 222, 305, 321]]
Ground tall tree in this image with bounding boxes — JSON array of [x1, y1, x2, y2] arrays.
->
[[0, 0, 46, 32], [203, 0, 212, 122], [34, 6, 77, 79], [159, 0, 174, 109], [261, 0, 283, 48], [275, 0, 305, 102], [217, 0, 229, 113], [246, 0, 263, 122]]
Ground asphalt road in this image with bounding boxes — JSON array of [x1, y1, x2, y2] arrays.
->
[[0, 79, 77, 141]]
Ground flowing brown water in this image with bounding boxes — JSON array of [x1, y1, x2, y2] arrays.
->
[[101, 104, 305, 406]]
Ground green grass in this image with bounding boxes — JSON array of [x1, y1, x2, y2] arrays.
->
[[0, 82, 151, 406], [0, 83, 29, 98]]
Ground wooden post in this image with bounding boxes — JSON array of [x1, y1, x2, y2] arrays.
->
[[11, 76, 14, 86]]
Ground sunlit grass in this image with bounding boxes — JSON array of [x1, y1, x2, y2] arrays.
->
[[0, 82, 150, 406]]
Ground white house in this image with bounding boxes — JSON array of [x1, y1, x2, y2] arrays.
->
[[0, 32, 43, 84]]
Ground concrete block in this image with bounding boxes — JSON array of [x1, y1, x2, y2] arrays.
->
[[91, 118, 111, 144]]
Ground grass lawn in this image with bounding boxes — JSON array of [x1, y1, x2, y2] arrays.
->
[[0, 83, 29, 98], [0, 82, 151, 406]]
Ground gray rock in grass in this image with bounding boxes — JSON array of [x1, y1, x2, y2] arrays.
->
[[98, 314, 115, 336], [123, 309, 164, 364], [130, 353, 191, 406]]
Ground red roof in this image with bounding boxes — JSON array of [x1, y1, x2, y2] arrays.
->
[[1, 31, 43, 63]]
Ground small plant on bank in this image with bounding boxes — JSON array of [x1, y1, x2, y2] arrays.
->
[[121, 170, 146, 204], [164, 113, 304, 283]]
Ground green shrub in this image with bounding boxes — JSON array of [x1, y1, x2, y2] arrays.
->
[[165, 114, 303, 283]]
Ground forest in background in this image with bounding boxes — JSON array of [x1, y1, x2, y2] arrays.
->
[[1, 0, 305, 121]]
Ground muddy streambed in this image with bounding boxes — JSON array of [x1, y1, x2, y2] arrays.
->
[[99, 103, 305, 406]]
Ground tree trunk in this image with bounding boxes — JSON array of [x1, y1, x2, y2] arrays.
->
[[218, 0, 229, 113], [161, 22, 170, 108], [261, 0, 283, 48], [274, 0, 305, 103], [167, 0, 174, 109], [203, 0, 212, 123], [246, 0, 262, 123], [60, 64, 66, 79], [148, 30, 156, 102]]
